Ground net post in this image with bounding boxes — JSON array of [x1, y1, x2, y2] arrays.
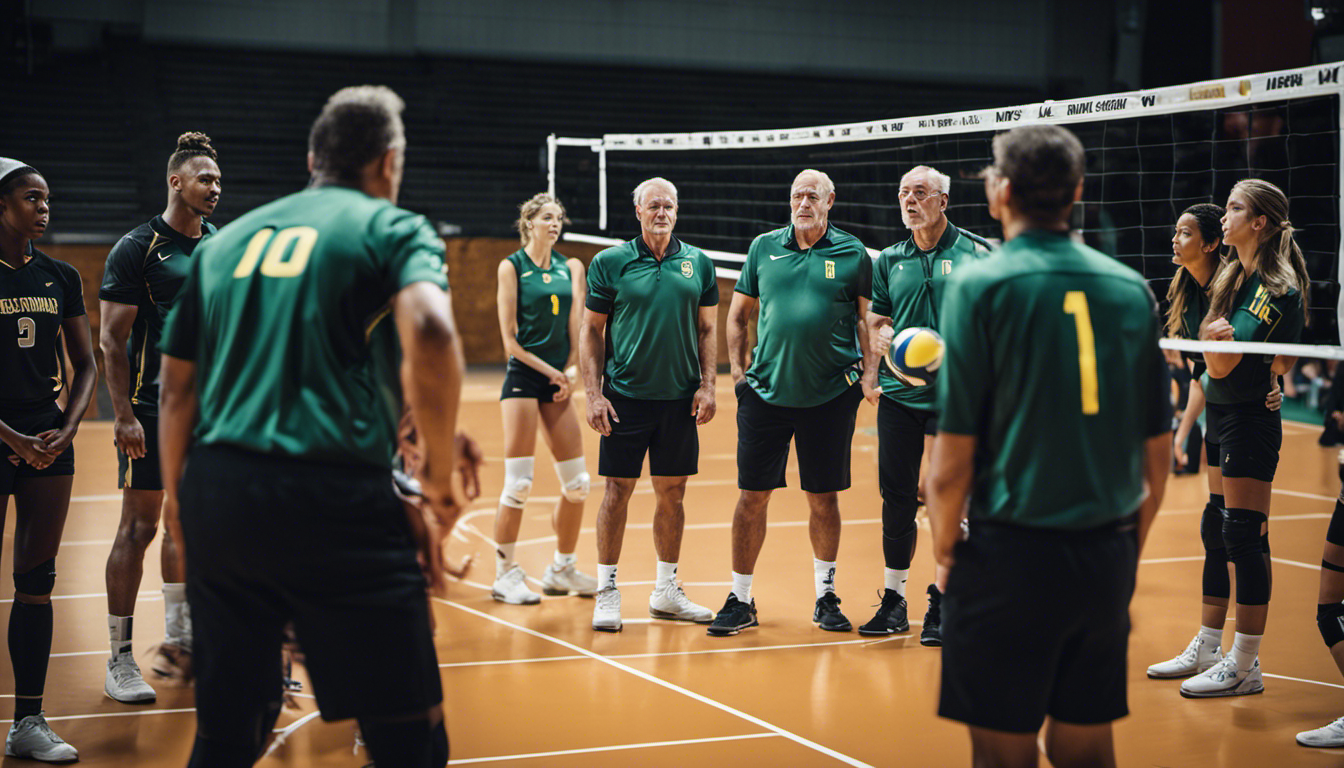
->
[[597, 144, 608, 231], [1338, 89, 1344, 340], [546, 133, 557, 198]]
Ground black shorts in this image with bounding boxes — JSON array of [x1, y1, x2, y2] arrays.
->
[[1203, 403, 1223, 470], [116, 406, 162, 491], [179, 444, 441, 725], [597, 386, 698, 478], [736, 381, 862, 494], [940, 517, 1138, 732], [0, 404, 74, 495], [1207, 400, 1281, 482], [500, 363, 560, 403], [877, 399, 937, 523]]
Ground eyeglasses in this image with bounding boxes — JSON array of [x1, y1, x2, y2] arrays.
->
[[897, 188, 942, 201]]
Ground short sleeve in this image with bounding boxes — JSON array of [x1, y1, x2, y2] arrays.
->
[[1263, 290, 1305, 344], [98, 236, 145, 305], [870, 251, 893, 317], [699, 255, 719, 307], [936, 272, 991, 435], [377, 208, 449, 292], [585, 250, 614, 314], [160, 254, 201, 360], [856, 247, 873, 300], [58, 261, 85, 318], [735, 238, 760, 297]]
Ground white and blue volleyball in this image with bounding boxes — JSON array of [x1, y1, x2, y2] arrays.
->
[[884, 327, 944, 387]]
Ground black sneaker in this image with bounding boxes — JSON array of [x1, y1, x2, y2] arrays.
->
[[813, 592, 852, 632], [857, 589, 909, 635], [920, 584, 942, 647], [707, 593, 758, 637]]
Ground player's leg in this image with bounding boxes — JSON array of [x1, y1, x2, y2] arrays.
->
[[358, 705, 449, 768], [6, 473, 79, 763], [1042, 720, 1116, 768], [967, 727, 1040, 768], [491, 397, 541, 605], [537, 397, 596, 596], [646, 395, 711, 623], [862, 398, 922, 635], [1297, 459, 1344, 747], [103, 488, 164, 702], [592, 391, 653, 632]]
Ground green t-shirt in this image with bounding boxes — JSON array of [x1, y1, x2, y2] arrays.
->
[[870, 221, 991, 409], [506, 248, 573, 371], [585, 235, 718, 400], [735, 224, 872, 408], [1201, 271, 1304, 405], [938, 230, 1171, 530], [160, 186, 449, 467]]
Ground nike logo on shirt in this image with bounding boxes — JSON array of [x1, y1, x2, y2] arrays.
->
[[769, 254, 791, 260]]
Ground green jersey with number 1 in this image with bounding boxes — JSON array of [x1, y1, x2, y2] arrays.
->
[[160, 186, 449, 468], [937, 230, 1170, 530]]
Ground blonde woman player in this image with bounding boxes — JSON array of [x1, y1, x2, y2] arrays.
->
[[491, 194, 597, 603]]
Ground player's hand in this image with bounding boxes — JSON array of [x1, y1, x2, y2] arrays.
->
[[7, 434, 55, 469], [1172, 439, 1188, 470], [1201, 318, 1234, 341], [549, 370, 571, 402], [1333, 411, 1344, 429], [873, 325, 895, 356], [692, 384, 716, 425], [36, 426, 75, 456], [1266, 378, 1283, 412], [113, 416, 147, 459], [861, 377, 882, 406], [586, 392, 619, 436], [456, 431, 483, 501]]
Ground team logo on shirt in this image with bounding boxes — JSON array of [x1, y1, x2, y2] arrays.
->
[[543, 273, 552, 284], [1248, 285, 1274, 323], [942, 260, 953, 275], [825, 260, 835, 279], [681, 260, 694, 278]]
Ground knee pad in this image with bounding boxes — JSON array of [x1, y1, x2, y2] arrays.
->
[[1199, 503, 1225, 552], [1320, 603, 1344, 648], [1222, 507, 1267, 562], [1329, 500, 1344, 546], [13, 558, 55, 597], [499, 457, 534, 508], [554, 457, 590, 503]]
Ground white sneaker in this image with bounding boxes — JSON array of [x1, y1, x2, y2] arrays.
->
[[1180, 655, 1264, 698], [541, 563, 598, 596], [1298, 716, 1344, 747], [649, 580, 713, 624], [593, 586, 622, 632], [1147, 634, 1222, 678], [105, 654, 157, 703], [6, 712, 78, 763], [491, 564, 541, 605]]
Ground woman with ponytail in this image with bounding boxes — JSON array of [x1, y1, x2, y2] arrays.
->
[[1178, 179, 1307, 698]]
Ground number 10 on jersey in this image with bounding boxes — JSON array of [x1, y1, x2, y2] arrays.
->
[[1063, 291, 1099, 415]]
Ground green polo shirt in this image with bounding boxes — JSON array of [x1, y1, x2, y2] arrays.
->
[[585, 235, 718, 400], [871, 220, 991, 409], [1200, 272, 1304, 405], [735, 223, 872, 408], [938, 229, 1171, 530], [506, 248, 573, 371]]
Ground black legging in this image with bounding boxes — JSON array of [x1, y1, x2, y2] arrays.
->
[[877, 398, 936, 570]]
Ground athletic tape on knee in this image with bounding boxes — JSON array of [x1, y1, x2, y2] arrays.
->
[[13, 558, 55, 597], [499, 457, 534, 508], [554, 457, 590, 503], [1199, 503, 1225, 553], [1223, 508, 1270, 605], [1328, 500, 1344, 546], [1320, 603, 1344, 648]]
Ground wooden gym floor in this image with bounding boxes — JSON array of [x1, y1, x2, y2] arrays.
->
[[4, 369, 1344, 767]]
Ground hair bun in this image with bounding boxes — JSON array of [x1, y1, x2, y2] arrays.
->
[[176, 131, 213, 152], [1281, 219, 1292, 228]]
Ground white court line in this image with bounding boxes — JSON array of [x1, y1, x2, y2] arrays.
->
[[440, 636, 902, 669], [58, 539, 114, 546], [447, 732, 779, 765], [0, 590, 159, 605], [1274, 488, 1337, 502], [50, 650, 109, 658], [0, 707, 195, 724], [1263, 673, 1344, 691], [437, 598, 874, 768], [512, 518, 882, 548], [1271, 556, 1321, 571], [70, 494, 123, 503], [1140, 555, 1320, 571]]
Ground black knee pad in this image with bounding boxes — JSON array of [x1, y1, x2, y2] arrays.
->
[[1199, 504, 1225, 552], [1320, 603, 1344, 648], [1222, 508, 1267, 561], [13, 558, 55, 597], [1328, 500, 1344, 546]]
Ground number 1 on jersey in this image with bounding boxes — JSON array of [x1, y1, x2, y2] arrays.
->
[[1063, 291, 1099, 415], [550, 294, 559, 316]]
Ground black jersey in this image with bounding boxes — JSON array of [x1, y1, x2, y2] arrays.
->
[[99, 215, 215, 412], [0, 245, 86, 410]]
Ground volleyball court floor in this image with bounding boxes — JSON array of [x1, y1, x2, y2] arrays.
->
[[4, 369, 1343, 766]]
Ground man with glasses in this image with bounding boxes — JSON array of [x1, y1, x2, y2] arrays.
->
[[858, 166, 990, 642]]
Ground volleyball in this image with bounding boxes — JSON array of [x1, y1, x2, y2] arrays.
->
[[884, 327, 944, 387]]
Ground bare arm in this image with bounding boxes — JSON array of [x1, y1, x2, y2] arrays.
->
[[40, 314, 97, 455], [1200, 315, 1240, 379], [566, 259, 585, 372], [1271, 355, 1297, 376], [1138, 432, 1172, 553], [726, 291, 756, 384], [1173, 376, 1204, 469], [158, 353, 198, 573], [856, 297, 879, 404], [692, 304, 718, 425], [929, 433, 976, 571], [580, 308, 618, 435], [99, 300, 148, 459]]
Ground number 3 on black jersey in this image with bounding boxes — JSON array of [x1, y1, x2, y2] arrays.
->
[[233, 226, 319, 279]]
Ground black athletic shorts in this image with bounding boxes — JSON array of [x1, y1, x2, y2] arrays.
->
[[0, 404, 74, 495], [736, 380, 862, 494], [179, 444, 441, 726], [116, 406, 162, 491], [1207, 400, 1281, 482], [500, 362, 560, 403], [598, 386, 698, 478], [939, 515, 1138, 733]]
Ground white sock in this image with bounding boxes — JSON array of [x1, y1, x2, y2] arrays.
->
[[814, 558, 837, 599], [163, 582, 191, 646], [884, 568, 908, 597], [655, 561, 678, 588], [108, 615, 133, 658], [496, 543, 517, 579], [1230, 632, 1262, 671], [731, 572, 753, 603], [554, 551, 576, 568], [597, 564, 618, 591], [1198, 624, 1222, 650]]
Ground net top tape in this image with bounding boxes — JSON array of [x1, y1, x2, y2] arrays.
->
[[588, 61, 1344, 152]]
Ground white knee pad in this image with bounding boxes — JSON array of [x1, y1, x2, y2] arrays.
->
[[555, 457, 590, 503], [500, 457, 534, 508]]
